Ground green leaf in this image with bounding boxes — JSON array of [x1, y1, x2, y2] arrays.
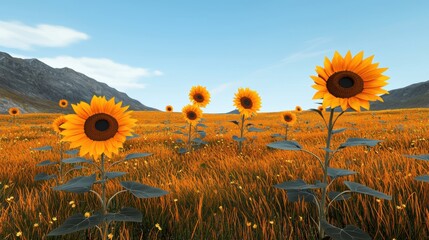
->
[[415, 175, 429, 182], [125, 153, 152, 160], [126, 133, 140, 140], [106, 172, 127, 180], [332, 128, 347, 135], [173, 130, 184, 135], [47, 212, 103, 236], [178, 148, 188, 154], [192, 138, 207, 145], [327, 167, 357, 179], [339, 138, 380, 149], [36, 160, 57, 166], [328, 191, 352, 201], [286, 190, 316, 203], [197, 130, 206, 139], [32, 145, 52, 151], [267, 140, 302, 151], [405, 154, 429, 161], [229, 120, 239, 126], [321, 220, 371, 240], [271, 133, 284, 138], [344, 181, 391, 200], [105, 207, 142, 223], [62, 157, 93, 164], [34, 173, 57, 181], [274, 179, 321, 190], [248, 127, 264, 132], [53, 174, 96, 193], [197, 123, 208, 128], [175, 139, 184, 144], [232, 135, 246, 142], [121, 181, 168, 198], [65, 149, 79, 155]]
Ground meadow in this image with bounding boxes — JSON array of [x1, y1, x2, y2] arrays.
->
[[1, 109, 428, 239]]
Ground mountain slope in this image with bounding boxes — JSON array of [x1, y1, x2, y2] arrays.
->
[[0, 51, 156, 113]]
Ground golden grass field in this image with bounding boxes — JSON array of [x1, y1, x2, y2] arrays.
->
[[1, 109, 429, 239]]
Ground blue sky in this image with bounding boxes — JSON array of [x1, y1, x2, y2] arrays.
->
[[1, 1, 428, 113]]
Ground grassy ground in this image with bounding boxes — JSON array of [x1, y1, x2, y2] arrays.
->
[[0, 109, 428, 239]]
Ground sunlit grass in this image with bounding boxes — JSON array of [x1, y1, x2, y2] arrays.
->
[[0, 109, 428, 239]]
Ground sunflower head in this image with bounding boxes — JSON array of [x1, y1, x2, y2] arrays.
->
[[59, 99, 68, 108], [8, 107, 20, 116], [61, 96, 136, 159], [189, 85, 211, 108], [233, 88, 262, 118], [311, 51, 389, 112], [295, 106, 302, 112], [52, 115, 67, 134], [281, 112, 297, 125], [165, 105, 173, 112], [182, 104, 203, 125], [317, 105, 325, 112]]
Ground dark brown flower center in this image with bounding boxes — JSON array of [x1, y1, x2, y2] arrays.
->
[[326, 71, 364, 98], [12, 110, 17, 114], [84, 113, 119, 141], [61, 102, 66, 106], [240, 97, 253, 109], [194, 94, 204, 103], [284, 115, 292, 122], [167, 107, 172, 111], [187, 111, 197, 120]]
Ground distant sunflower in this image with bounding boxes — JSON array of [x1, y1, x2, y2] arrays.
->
[[60, 96, 136, 159], [233, 88, 262, 118], [189, 85, 211, 108], [52, 115, 67, 134], [281, 112, 297, 125], [165, 105, 173, 112], [59, 99, 68, 108], [8, 107, 20, 116], [317, 106, 325, 112], [311, 51, 389, 111], [182, 104, 202, 125], [295, 106, 302, 112]]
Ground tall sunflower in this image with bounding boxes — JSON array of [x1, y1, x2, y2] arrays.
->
[[165, 105, 173, 112], [60, 96, 136, 159], [52, 115, 68, 134], [8, 107, 20, 116], [182, 104, 202, 125], [281, 112, 297, 125], [233, 88, 261, 118], [59, 99, 68, 108], [189, 85, 211, 108], [295, 106, 302, 112], [311, 51, 389, 112]]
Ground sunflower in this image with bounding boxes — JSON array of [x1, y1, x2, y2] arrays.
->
[[8, 107, 20, 116], [59, 99, 68, 108], [52, 115, 68, 134], [189, 85, 211, 108], [233, 88, 262, 118], [281, 112, 297, 125], [295, 106, 302, 112], [317, 106, 325, 112], [60, 96, 136, 159], [165, 105, 173, 112], [182, 104, 203, 125], [311, 51, 389, 112]]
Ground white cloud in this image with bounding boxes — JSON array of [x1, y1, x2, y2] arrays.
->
[[0, 21, 89, 50], [210, 82, 237, 95], [38, 56, 163, 91]]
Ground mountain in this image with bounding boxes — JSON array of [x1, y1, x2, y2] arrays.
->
[[370, 80, 429, 110], [0, 51, 156, 113]]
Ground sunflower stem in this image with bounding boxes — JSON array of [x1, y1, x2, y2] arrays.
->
[[188, 123, 192, 152], [100, 153, 109, 240], [319, 108, 335, 239], [238, 114, 245, 153], [58, 140, 63, 184], [284, 124, 289, 141]]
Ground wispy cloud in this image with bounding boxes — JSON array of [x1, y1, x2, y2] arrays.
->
[[38, 56, 163, 91], [0, 21, 89, 50], [210, 82, 238, 95]]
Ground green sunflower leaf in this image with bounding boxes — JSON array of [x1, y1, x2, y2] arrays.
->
[[339, 138, 380, 149], [331, 128, 347, 135], [405, 154, 429, 161], [344, 181, 391, 200], [125, 153, 152, 160], [126, 133, 140, 140], [32, 145, 52, 151], [65, 149, 79, 155], [47, 212, 103, 236], [328, 191, 352, 201], [106, 172, 127, 180], [232, 135, 246, 142], [62, 157, 93, 164], [53, 174, 96, 193], [274, 179, 321, 190], [320, 220, 371, 240], [229, 120, 239, 126], [121, 181, 168, 198], [34, 173, 57, 181], [36, 160, 57, 166], [327, 167, 357, 179], [248, 127, 264, 132], [415, 175, 429, 183], [105, 207, 142, 223], [267, 140, 302, 151]]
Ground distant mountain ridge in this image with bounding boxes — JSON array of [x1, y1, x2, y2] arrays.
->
[[0, 51, 156, 113], [370, 80, 429, 110]]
